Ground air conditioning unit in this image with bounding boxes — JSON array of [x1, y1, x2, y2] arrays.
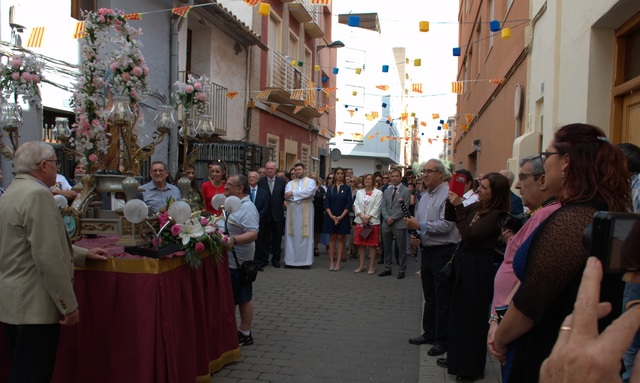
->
[[9, 6, 26, 32]]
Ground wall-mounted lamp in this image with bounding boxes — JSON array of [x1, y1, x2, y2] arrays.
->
[[473, 139, 481, 152], [316, 40, 345, 52]]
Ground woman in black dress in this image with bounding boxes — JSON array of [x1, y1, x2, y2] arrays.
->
[[439, 172, 510, 381], [322, 167, 352, 271]]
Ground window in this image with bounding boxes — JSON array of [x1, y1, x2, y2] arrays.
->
[[343, 84, 365, 108], [71, 0, 95, 20], [342, 122, 364, 143], [267, 134, 280, 164]]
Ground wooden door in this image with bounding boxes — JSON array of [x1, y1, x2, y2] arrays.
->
[[621, 91, 640, 146]]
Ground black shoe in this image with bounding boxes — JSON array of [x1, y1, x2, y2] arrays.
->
[[378, 270, 392, 277], [397, 272, 405, 280], [283, 264, 292, 269], [456, 374, 484, 382], [256, 264, 264, 272], [238, 331, 254, 346], [427, 343, 446, 356], [302, 265, 310, 270], [271, 260, 281, 268], [436, 358, 448, 368], [377, 259, 384, 264], [408, 334, 435, 345]]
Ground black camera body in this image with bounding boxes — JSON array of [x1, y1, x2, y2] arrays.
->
[[497, 211, 524, 234], [583, 212, 640, 273]]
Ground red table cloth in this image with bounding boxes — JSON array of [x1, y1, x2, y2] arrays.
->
[[45, 237, 240, 383]]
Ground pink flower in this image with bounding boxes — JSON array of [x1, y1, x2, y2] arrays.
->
[[121, 72, 131, 82], [109, 62, 120, 72], [196, 92, 207, 101], [11, 58, 21, 68], [185, 85, 194, 94], [132, 66, 143, 76], [11, 72, 19, 80], [20, 72, 31, 82], [158, 211, 169, 226], [31, 74, 40, 84], [152, 237, 163, 247], [171, 224, 182, 236], [143, 66, 149, 76], [88, 154, 98, 162], [138, 56, 145, 64], [195, 242, 205, 252], [200, 217, 209, 226], [194, 82, 203, 91]]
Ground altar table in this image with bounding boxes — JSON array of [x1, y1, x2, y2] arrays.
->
[[45, 237, 240, 383]]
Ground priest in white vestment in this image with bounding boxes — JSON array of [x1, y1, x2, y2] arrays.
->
[[283, 163, 316, 267]]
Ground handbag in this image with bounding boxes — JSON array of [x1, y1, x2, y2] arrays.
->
[[436, 243, 460, 284], [231, 247, 258, 283], [359, 223, 373, 240]]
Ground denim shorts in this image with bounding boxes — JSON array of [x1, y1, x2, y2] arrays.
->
[[230, 268, 253, 305]]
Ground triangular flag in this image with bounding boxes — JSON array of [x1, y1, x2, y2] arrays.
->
[[172, 6, 192, 17], [368, 135, 374, 140], [269, 103, 280, 113], [401, 112, 408, 121], [247, 100, 256, 108], [293, 105, 304, 114], [465, 114, 474, 124], [317, 107, 325, 113], [371, 111, 379, 119], [442, 123, 449, 130], [432, 113, 440, 119], [73, 22, 85, 39], [226, 92, 239, 99], [375, 85, 390, 91], [26, 27, 45, 48], [366, 114, 373, 121], [124, 13, 142, 20], [310, 0, 331, 4], [412, 83, 423, 93], [451, 81, 464, 94], [420, 121, 427, 126], [244, 0, 260, 5], [462, 124, 469, 131], [489, 78, 505, 85], [348, 110, 355, 117]]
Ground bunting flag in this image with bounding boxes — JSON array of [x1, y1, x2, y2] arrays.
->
[[386, 116, 392, 122], [124, 13, 142, 20], [73, 22, 85, 39], [256, 90, 271, 100], [489, 78, 505, 84], [310, 0, 331, 4], [323, 87, 337, 96], [412, 83, 423, 93], [375, 132, 380, 135], [172, 6, 192, 17], [375, 85, 390, 91], [366, 114, 373, 121], [307, 80, 315, 107], [226, 92, 239, 99], [462, 124, 469, 131], [247, 100, 256, 108], [371, 111, 379, 119], [401, 112, 408, 121], [368, 135, 374, 140], [293, 105, 304, 114], [317, 107, 325, 113], [26, 27, 45, 48], [320, 129, 327, 136], [348, 110, 355, 117], [337, 131, 343, 136], [432, 113, 440, 119], [442, 123, 449, 130], [244, 0, 260, 5], [290, 89, 304, 100], [420, 121, 427, 126], [451, 81, 464, 94], [269, 103, 280, 113], [380, 137, 387, 142], [465, 114, 474, 124]]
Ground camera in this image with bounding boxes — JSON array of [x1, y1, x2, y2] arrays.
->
[[497, 211, 524, 234], [583, 212, 640, 273]]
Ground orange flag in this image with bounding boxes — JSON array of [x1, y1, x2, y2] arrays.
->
[[451, 81, 464, 94], [26, 27, 45, 48], [376, 85, 389, 91], [172, 6, 192, 17], [465, 114, 474, 124], [432, 113, 439, 119], [73, 22, 85, 39], [124, 13, 142, 20], [226, 92, 239, 99]]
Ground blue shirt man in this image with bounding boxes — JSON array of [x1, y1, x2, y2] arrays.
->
[[141, 161, 181, 214]]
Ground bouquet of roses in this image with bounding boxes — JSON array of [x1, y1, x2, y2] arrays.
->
[[0, 52, 44, 105], [173, 74, 209, 116]]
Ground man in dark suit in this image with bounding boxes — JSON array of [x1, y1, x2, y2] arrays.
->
[[378, 168, 412, 279], [257, 161, 286, 268], [248, 171, 269, 271]]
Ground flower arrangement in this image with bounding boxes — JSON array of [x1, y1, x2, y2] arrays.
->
[[173, 74, 209, 116], [71, 8, 149, 169], [0, 52, 44, 105], [155, 210, 226, 269]]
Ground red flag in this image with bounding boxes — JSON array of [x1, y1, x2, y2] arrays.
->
[[172, 6, 192, 17], [412, 83, 423, 93], [26, 27, 45, 47], [451, 81, 464, 94], [124, 13, 142, 20]]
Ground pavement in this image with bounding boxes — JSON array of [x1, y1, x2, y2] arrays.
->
[[211, 245, 502, 383]]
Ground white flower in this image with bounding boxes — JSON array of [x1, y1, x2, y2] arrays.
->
[[178, 218, 205, 246]]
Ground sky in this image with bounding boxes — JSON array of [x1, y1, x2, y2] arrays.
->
[[331, 0, 460, 163]]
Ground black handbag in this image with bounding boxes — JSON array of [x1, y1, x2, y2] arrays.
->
[[436, 244, 460, 284], [231, 247, 258, 283]]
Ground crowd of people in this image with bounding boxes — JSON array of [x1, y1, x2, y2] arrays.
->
[[2, 122, 640, 382]]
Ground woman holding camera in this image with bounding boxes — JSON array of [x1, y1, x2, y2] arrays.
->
[[439, 172, 511, 381], [493, 123, 631, 383]]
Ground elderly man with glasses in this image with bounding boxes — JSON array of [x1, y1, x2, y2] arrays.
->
[[141, 161, 181, 214]]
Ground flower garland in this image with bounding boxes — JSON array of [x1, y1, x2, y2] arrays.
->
[[0, 52, 44, 106], [71, 8, 149, 169]]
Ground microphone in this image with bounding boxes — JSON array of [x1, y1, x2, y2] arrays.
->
[[398, 197, 424, 250]]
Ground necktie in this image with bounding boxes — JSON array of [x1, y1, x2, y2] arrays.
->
[[269, 178, 274, 193], [251, 188, 256, 202], [392, 186, 397, 202]]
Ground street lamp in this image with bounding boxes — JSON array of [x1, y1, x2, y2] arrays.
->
[[316, 40, 345, 52]]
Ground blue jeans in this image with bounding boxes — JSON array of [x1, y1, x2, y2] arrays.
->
[[623, 282, 640, 382]]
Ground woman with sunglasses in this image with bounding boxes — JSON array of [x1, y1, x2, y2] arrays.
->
[[493, 123, 631, 383]]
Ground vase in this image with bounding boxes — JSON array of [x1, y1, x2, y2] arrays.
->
[[0, 103, 23, 133]]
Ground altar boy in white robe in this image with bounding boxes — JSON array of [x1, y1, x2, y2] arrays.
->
[[283, 162, 316, 268]]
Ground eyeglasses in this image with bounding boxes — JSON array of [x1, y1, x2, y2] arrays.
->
[[518, 173, 535, 181], [421, 168, 440, 175], [540, 151, 560, 164]]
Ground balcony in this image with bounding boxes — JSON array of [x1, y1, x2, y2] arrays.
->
[[261, 50, 322, 120], [179, 71, 228, 137], [288, 0, 324, 38]]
